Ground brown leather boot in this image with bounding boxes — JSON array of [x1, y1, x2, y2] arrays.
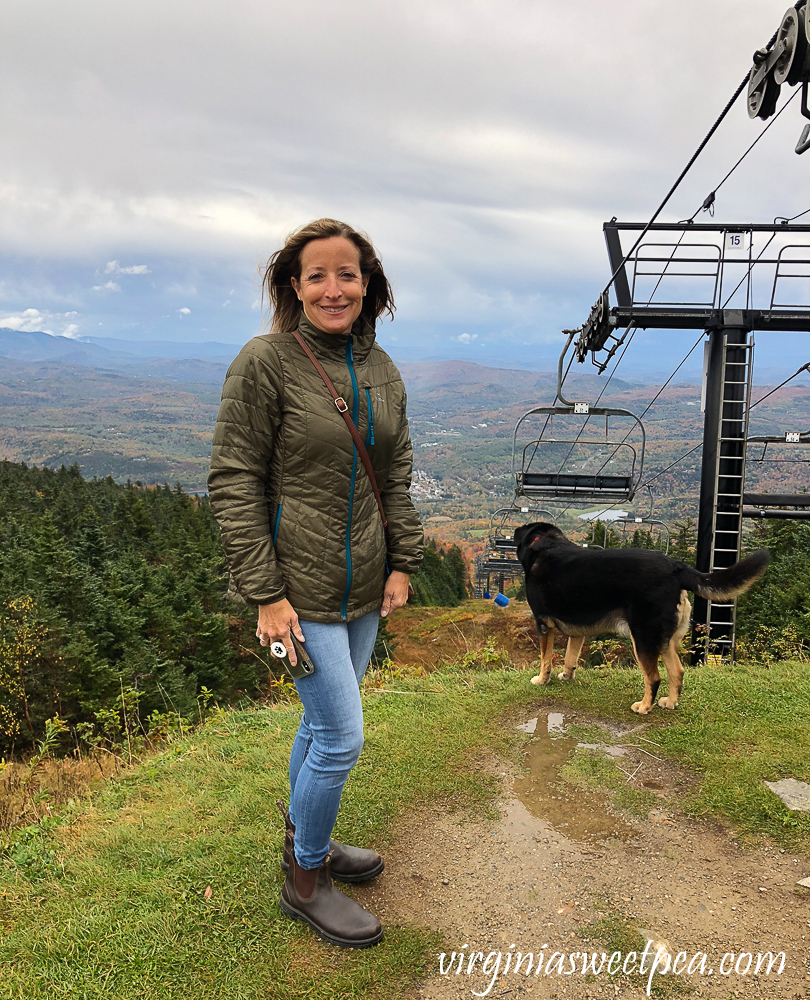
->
[[279, 851, 383, 948], [277, 800, 384, 883]]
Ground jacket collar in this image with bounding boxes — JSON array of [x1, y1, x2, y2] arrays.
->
[[297, 314, 377, 365]]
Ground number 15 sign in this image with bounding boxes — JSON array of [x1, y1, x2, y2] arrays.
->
[[724, 231, 751, 257]]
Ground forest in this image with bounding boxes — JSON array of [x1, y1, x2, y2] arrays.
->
[[0, 457, 803, 755], [0, 461, 468, 753]]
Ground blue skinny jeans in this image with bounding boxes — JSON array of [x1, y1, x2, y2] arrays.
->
[[288, 611, 380, 869]]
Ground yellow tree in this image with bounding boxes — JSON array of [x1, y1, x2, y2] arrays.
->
[[0, 596, 45, 740]]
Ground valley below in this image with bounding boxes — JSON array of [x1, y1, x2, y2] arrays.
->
[[0, 349, 808, 560]]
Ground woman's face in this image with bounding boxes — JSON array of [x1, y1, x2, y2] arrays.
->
[[291, 237, 369, 335]]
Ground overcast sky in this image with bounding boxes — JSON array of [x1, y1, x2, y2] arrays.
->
[[1, 0, 808, 375]]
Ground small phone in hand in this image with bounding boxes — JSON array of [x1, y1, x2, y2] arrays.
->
[[267, 634, 315, 680]]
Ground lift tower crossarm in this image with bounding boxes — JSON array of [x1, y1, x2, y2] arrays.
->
[[601, 220, 810, 336]]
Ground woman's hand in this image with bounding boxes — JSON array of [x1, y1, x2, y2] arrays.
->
[[257, 599, 305, 665], [381, 570, 411, 618]]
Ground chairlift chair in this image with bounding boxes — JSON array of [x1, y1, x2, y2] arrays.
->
[[578, 486, 671, 552], [511, 328, 647, 506], [512, 405, 646, 505], [486, 504, 557, 554], [743, 428, 810, 519], [605, 516, 672, 554]]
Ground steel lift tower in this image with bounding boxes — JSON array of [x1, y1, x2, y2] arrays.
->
[[599, 221, 810, 659], [565, 2, 810, 661]]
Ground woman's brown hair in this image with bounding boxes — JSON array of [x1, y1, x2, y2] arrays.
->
[[262, 218, 395, 333]]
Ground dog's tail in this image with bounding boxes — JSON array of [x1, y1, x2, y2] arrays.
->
[[677, 549, 770, 600]]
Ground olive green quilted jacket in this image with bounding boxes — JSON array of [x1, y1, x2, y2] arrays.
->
[[208, 315, 424, 622]]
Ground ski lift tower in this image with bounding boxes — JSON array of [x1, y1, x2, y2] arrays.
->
[[589, 220, 810, 660], [568, 3, 810, 661]]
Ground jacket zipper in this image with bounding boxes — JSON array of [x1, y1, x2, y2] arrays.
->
[[272, 502, 282, 545], [365, 388, 375, 446], [341, 337, 360, 620]]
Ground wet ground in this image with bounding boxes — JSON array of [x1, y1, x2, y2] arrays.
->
[[366, 710, 810, 1000]]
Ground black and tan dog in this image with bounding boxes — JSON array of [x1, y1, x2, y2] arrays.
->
[[515, 522, 770, 715]]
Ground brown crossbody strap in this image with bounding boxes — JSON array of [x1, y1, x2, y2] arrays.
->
[[290, 328, 388, 530]]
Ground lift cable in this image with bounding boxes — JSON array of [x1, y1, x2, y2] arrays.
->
[[540, 25, 791, 525], [631, 331, 705, 425], [556, 223, 696, 453], [586, 330, 705, 482], [556, 441, 704, 531], [583, 344, 810, 523], [601, 76, 749, 299], [714, 203, 810, 310], [553, 329, 707, 521], [599, 22, 781, 303], [688, 88, 801, 220], [554, 326, 638, 477], [775, 206, 810, 224], [719, 232, 778, 310], [563, 356, 810, 523], [750, 361, 810, 409], [639, 443, 704, 491]]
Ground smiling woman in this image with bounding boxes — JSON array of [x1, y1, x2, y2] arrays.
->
[[264, 218, 396, 333], [291, 238, 368, 335], [208, 218, 424, 950]]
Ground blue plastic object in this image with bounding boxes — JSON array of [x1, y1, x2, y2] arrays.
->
[[483, 591, 491, 600], [493, 593, 509, 607]]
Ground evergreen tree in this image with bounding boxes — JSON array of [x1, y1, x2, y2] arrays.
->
[[410, 540, 468, 607], [0, 461, 257, 751], [670, 517, 697, 564]]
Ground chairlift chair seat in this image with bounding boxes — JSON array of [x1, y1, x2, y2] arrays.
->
[[480, 555, 521, 574], [490, 537, 518, 552], [743, 429, 810, 519], [519, 471, 635, 500], [512, 404, 646, 506]]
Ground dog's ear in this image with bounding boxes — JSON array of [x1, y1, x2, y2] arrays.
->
[[515, 521, 558, 561], [516, 521, 563, 547], [514, 523, 537, 546], [515, 522, 546, 548], [515, 521, 561, 558]]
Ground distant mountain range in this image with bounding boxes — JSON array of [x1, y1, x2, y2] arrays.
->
[[0, 327, 806, 390], [0, 328, 634, 393], [84, 335, 239, 361], [0, 329, 234, 382], [0, 330, 806, 505], [0, 328, 136, 365]]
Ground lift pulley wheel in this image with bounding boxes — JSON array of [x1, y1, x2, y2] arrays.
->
[[576, 291, 611, 360], [748, 55, 781, 119], [773, 7, 809, 87], [806, 0, 810, 56]]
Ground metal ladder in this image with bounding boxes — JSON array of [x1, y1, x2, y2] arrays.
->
[[706, 335, 753, 656]]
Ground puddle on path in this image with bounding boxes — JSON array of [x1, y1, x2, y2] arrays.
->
[[513, 711, 637, 844]]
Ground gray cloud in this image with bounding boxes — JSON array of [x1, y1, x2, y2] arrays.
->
[[0, 0, 805, 346]]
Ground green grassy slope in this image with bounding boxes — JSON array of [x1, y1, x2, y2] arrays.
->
[[1, 649, 809, 998]]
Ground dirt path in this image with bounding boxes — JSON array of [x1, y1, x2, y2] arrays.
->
[[366, 709, 810, 1000]]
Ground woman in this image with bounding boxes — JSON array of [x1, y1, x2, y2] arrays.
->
[[208, 219, 424, 948]]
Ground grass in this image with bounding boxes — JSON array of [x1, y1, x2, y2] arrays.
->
[[578, 900, 694, 998], [0, 662, 538, 1000], [559, 746, 660, 817], [0, 627, 808, 997], [537, 655, 810, 847]]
